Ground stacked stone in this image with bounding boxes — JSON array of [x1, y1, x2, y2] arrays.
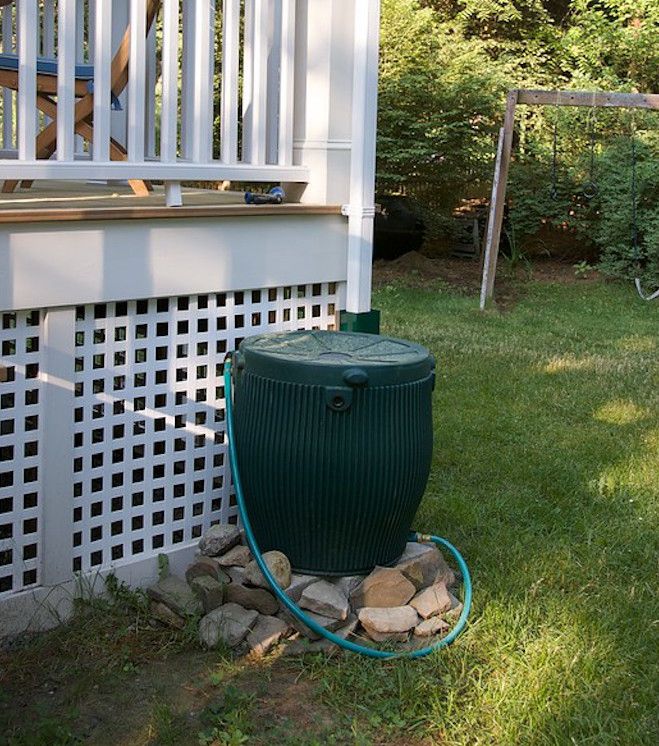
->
[[147, 524, 464, 658]]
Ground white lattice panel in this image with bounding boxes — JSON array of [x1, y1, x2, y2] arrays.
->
[[0, 310, 43, 596], [71, 283, 340, 574]]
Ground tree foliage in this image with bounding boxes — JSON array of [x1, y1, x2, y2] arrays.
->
[[378, 0, 659, 284]]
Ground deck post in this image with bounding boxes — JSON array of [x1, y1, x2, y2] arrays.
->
[[286, 0, 380, 320], [284, 0, 353, 205], [344, 0, 380, 316]]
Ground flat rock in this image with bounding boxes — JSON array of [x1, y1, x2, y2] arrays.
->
[[283, 616, 359, 653], [350, 568, 416, 609], [282, 609, 353, 641], [150, 601, 185, 629], [198, 524, 241, 557], [395, 542, 455, 590], [434, 561, 457, 589], [334, 617, 359, 641], [414, 616, 449, 637], [226, 583, 279, 615], [330, 575, 364, 598], [363, 628, 409, 643], [217, 545, 252, 568], [407, 632, 449, 651], [147, 575, 202, 616], [226, 566, 246, 585], [190, 575, 226, 613], [284, 573, 321, 602], [198, 603, 258, 649], [409, 581, 452, 619], [358, 605, 418, 637], [444, 591, 463, 622], [185, 556, 229, 585], [246, 615, 290, 657], [300, 580, 349, 621], [244, 551, 291, 590]]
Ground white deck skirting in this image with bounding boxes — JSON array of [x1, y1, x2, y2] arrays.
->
[[1, 273, 346, 637]]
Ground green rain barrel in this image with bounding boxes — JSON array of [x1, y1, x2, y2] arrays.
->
[[232, 330, 435, 575]]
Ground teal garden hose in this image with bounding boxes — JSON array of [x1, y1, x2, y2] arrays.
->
[[223, 356, 472, 659]]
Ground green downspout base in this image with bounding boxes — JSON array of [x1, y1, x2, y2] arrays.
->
[[339, 309, 381, 334]]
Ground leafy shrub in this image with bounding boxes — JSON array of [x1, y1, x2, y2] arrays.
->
[[592, 132, 659, 285]]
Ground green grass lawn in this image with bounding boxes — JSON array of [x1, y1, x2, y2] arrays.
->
[[2, 279, 657, 745], [342, 279, 659, 744]]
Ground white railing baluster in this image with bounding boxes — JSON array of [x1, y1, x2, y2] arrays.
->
[[191, 0, 214, 162], [265, 0, 279, 165], [145, 16, 157, 158], [180, 0, 195, 159], [249, 0, 268, 165], [128, 0, 146, 162], [1, 6, 14, 149], [18, 0, 37, 161], [161, 0, 179, 163], [278, 0, 296, 166], [75, 0, 85, 61], [74, 0, 85, 153], [43, 0, 55, 58], [93, 0, 112, 162], [110, 3, 128, 145], [220, 0, 239, 164], [88, 2, 96, 59], [250, 0, 271, 164], [241, 0, 254, 162], [57, 0, 76, 162], [40, 1, 56, 129]]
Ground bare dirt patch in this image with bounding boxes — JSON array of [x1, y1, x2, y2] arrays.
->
[[373, 250, 602, 307]]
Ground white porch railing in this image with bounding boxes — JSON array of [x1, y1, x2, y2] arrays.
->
[[0, 0, 306, 189]]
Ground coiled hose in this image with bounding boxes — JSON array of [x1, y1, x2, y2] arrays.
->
[[223, 356, 472, 659]]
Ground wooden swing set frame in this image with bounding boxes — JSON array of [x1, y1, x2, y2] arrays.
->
[[479, 88, 659, 310]]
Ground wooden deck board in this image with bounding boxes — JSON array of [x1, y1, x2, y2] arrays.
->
[[0, 181, 340, 223]]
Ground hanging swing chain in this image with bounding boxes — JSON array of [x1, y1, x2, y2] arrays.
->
[[629, 114, 659, 300], [550, 97, 559, 200], [630, 116, 639, 262], [581, 103, 599, 200], [588, 112, 597, 184]]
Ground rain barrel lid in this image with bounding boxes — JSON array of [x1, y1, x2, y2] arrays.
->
[[237, 331, 434, 387]]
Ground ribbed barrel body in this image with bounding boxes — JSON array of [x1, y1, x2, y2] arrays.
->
[[234, 370, 434, 575]]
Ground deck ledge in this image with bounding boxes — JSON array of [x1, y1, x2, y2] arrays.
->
[[0, 203, 343, 225]]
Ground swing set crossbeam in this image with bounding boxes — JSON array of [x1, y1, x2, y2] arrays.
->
[[516, 89, 659, 110], [480, 88, 659, 310]]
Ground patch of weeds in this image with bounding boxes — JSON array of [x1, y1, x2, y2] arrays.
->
[[208, 671, 224, 687], [103, 572, 150, 613], [258, 720, 355, 745], [158, 553, 171, 580], [573, 259, 594, 278], [7, 716, 81, 746], [148, 701, 188, 746], [197, 685, 254, 746]]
